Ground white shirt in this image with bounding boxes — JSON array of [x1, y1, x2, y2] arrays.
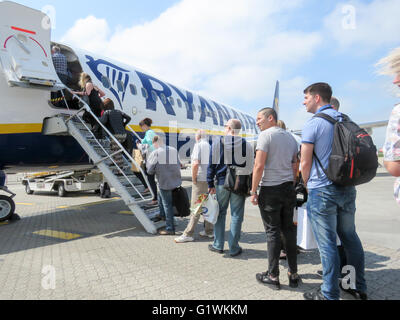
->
[[191, 139, 210, 182]]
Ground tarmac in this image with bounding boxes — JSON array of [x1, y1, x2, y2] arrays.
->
[[0, 165, 399, 301]]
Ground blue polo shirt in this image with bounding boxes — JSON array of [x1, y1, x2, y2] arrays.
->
[[302, 105, 342, 190]]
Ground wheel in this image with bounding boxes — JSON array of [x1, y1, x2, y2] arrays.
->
[[0, 195, 15, 222], [57, 184, 66, 197], [25, 184, 34, 195]]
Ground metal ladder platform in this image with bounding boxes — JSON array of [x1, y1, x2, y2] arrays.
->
[[42, 92, 165, 235]]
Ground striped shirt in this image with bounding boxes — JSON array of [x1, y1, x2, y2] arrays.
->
[[383, 103, 400, 206], [52, 52, 68, 76]]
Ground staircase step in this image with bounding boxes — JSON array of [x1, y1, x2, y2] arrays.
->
[[145, 208, 160, 220], [75, 122, 92, 130], [127, 190, 153, 201], [154, 221, 167, 230]]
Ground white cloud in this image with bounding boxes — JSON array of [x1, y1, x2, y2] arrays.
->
[[61, 15, 110, 53], [60, 0, 321, 105], [324, 0, 400, 51]]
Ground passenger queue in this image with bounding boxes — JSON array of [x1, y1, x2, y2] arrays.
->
[[48, 46, 400, 301]]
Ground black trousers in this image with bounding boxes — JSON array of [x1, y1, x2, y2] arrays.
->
[[134, 172, 148, 189], [146, 172, 158, 201], [258, 182, 298, 277]]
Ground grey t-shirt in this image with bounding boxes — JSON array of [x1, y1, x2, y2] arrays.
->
[[146, 146, 182, 191], [256, 127, 299, 187]]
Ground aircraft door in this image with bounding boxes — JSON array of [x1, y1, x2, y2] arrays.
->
[[0, 1, 62, 91]]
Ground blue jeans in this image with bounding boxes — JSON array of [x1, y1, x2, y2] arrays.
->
[[307, 184, 366, 300], [158, 189, 175, 232], [213, 185, 246, 255]]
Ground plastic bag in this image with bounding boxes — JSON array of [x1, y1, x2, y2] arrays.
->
[[297, 205, 341, 250], [200, 194, 219, 225]]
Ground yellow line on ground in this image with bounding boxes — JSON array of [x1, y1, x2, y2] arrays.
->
[[33, 230, 82, 240], [0, 221, 9, 226], [118, 211, 133, 215]]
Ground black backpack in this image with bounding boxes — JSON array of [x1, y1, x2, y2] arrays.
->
[[313, 113, 378, 187]]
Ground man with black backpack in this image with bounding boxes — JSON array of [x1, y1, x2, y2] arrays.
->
[[207, 119, 254, 257], [300, 83, 370, 300]]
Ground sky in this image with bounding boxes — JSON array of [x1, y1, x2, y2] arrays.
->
[[9, 0, 400, 147]]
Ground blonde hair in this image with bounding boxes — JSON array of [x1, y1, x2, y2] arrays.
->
[[376, 47, 400, 76], [79, 72, 92, 90], [277, 120, 286, 130]]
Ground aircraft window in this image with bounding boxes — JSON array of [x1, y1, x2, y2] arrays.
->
[[177, 99, 182, 108], [169, 97, 175, 106], [151, 90, 158, 102], [130, 84, 137, 95], [160, 93, 167, 105], [141, 88, 148, 99], [101, 76, 111, 89], [116, 80, 125, 92]]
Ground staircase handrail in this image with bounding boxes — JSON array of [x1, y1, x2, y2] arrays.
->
[[62, 88, 155, 202]]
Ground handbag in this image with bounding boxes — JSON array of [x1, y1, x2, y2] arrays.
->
[[172, 186, 191, 218], [224, 166, 252, 197], [295, 173, 308, 208], [131, 149, 144, 173]]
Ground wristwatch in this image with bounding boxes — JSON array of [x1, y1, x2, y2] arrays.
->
[[250, 191, 258, 196]]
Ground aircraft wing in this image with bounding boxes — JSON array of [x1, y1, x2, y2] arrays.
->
[[290, 120, 388, 140], [358, 121, 388, 130]]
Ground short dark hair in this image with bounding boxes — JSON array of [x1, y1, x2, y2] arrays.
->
[[103, 98, 114, 111], [304, 83, 333, 104], [139, 118, 153, 127], [330, 97, 340, 111], [258, 108, 278, 122]]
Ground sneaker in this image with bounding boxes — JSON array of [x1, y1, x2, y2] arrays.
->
[[256, 272, 281, 290], [159, 230, 175, 236], [199, 231, 214, 239], [230, 247, 243, 257], [339, 281, 368, 300], [174, 235, 194, 243], [208, 244, 224, 254], [288, 273, 301, 288], [303, 287, 327, 300]]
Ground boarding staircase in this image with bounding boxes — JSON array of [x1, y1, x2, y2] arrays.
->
[[42, 89, 165, 234]]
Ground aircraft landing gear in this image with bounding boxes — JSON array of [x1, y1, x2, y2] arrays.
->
[[0, 187, 16, 222]]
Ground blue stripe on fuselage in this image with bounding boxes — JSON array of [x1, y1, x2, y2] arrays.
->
[[0, 131, 256, 170], [0, 133, 90, 169]]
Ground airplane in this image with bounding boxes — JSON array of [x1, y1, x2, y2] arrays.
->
[[0, 1, 260, 175]]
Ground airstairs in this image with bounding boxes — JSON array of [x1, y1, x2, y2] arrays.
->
[[42, 89, 165, 235]]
